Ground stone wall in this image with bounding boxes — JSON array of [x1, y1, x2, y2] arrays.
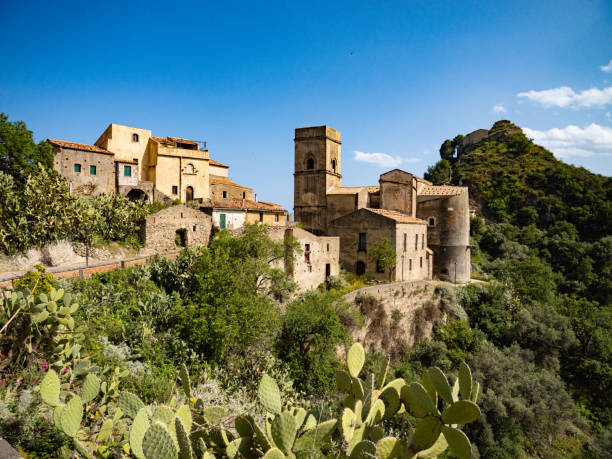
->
[[53, 146, 115, 195], [143, 205, 211, 252], [210, 180, 254, 201], [287, 228, 339, 292]]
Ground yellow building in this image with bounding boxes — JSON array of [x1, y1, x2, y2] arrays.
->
[[51, 123, 287, 224]]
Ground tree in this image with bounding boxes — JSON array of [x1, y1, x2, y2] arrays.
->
[[0, 113, 52, 184], [275, 291, 349, 393], [368, 237, 396, 281], [424, 159, 452, 185]]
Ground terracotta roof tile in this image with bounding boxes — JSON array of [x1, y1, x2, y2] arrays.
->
[[167, 136, 198, 146], [210, 177, 253, 190], [209, 159, 229, 168], [419, 185, 466, 196], [48, 139, 113, 155], [209, 199, 287, 212], [366, 208, 426, 224]]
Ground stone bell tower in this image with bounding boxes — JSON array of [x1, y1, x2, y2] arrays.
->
[[293, 126, 341, 235]]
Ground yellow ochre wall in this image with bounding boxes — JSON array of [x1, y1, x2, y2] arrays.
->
[[153, 144, 210, 202], [245, 211, 287, 226], [95, 124, 152, 181]]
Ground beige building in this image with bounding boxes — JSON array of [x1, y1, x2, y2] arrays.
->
[[328, 208, 431, 281], [50, 123, 286, 218], [293, 125, 470, 282], [203, 199, 288, 230]]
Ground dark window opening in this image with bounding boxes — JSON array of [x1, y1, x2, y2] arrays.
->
[[242, 191, 246, 198], [420, 257, 423, 268], [331, 159, 336, 171], [193, 225, 197, 231], [124, 165, 132, 177], [441, 268, 449, 275], [325, 263, 331, 279], [356, 260, 366, 275], [415, 234, 418, 250], [358, 232, 367, 251], [326, 243, 330, 252], [409, 259, 412, 271], [306, 158, 314, 169], [222, 191, 227, 198], [275, 214, 279, 222], [74, 163, 81, 173], [422, 234, 424, 249], [132, 133, 139, 142], [428, 217, 436, 226], [304, 243, 311, 263], [90, 165, 97, 175], [172, 185, 178, 195], [259, 212, 264, 222], [175, 228, 187, 247], [403, 233, 406, 252]]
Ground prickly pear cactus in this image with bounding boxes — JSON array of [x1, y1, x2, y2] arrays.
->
[[142, 422, 178, 459]]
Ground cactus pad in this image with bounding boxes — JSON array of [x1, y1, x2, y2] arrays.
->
[[347, 342, 365, 378], [341, 408, 356, 443], [375, 437, 403, 459], [348, 440, 376, 458], [336, 369, 353, 393], [458, 362, 472, 401], [130, 407, 152, 459], [60, 395, 83, 437], [175, 417, 193, 459], [81, 373, 100, 404], [441, 426, 471, 459], [40, 369, 60, 406], [428, 367, 453, 405], [411, 416, 442, 451], [179, 364, 191, 398], [409, 382, 438, 416], [271, 411, 297, 454], [293, 418, 337, 452], [119, 391, 146, 419], [142, 422, 178, 459], [258, 374, 282, 415], [441, 400, 480, 425], [263, 447, 285, 459], [153, 405, 174, 424], [379, 387, 401, 420]]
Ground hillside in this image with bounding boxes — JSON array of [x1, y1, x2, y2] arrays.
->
[[427, 120, 612, 240]]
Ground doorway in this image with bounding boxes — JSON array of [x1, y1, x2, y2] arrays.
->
[[356, 260, 366, 275], [185, 186, 194, 202], [219, 213, 226, 229], [325, 263, 331, 279], [175, 228, 187, 247]]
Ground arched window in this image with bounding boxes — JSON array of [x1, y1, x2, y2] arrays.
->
[[184, 163, 196, 175], [306, 158, 315, 170]]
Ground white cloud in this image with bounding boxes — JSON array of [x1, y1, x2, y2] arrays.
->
[[601, 59, 612, 73], [517, 86, 612, 108], [493, 104, 507, 113], [606, 112, 611, 119], [353, 151, 421, 168], [523, 123, 612, 158]]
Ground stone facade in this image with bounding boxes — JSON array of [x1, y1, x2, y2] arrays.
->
[[328, 208, 431, 281], [142, 205, 211, 252], [293, 125, 470, 282], [267, 226, 340, 292], [50, 140, 116, 195], [210, 177, 254, 201]]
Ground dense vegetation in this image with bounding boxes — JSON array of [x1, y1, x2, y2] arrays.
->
[[422, 120, 611, 456], [0, 115, 610, 458], [0, 113, 163, 254]]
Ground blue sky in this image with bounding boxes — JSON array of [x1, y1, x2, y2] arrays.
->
[[1, 0, 611, 212]]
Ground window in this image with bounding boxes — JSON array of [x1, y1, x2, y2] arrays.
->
[[219, 214, 226, 229], [242, 191, 246, 198], [403, 233, 407, 252], [306, 158, 314, 169], [326, 243, 330, 252], [305, 243, 311, 263], [275, 214, 279, 222], [193, 225, 197, 231], [420, 257, 423, 268], [331, 159, 336, 171], [415, 234, 418, 250], [358, 232, 367, 251], [132, 133, 139, 142], [422, 234, 424, 249], [428, 217, 436, 227], [259, 212, 263, 222], [74, 163, 81, 173], [376, 260, 385, 273], [90, 165, 97, 175], [172, 185, 178, 195], [124, 165, 132, 177], [409, 259, 412, 271], [222, 191, 227, 198]]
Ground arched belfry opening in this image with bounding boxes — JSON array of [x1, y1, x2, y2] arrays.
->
[[306, 157, 315, 170]]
